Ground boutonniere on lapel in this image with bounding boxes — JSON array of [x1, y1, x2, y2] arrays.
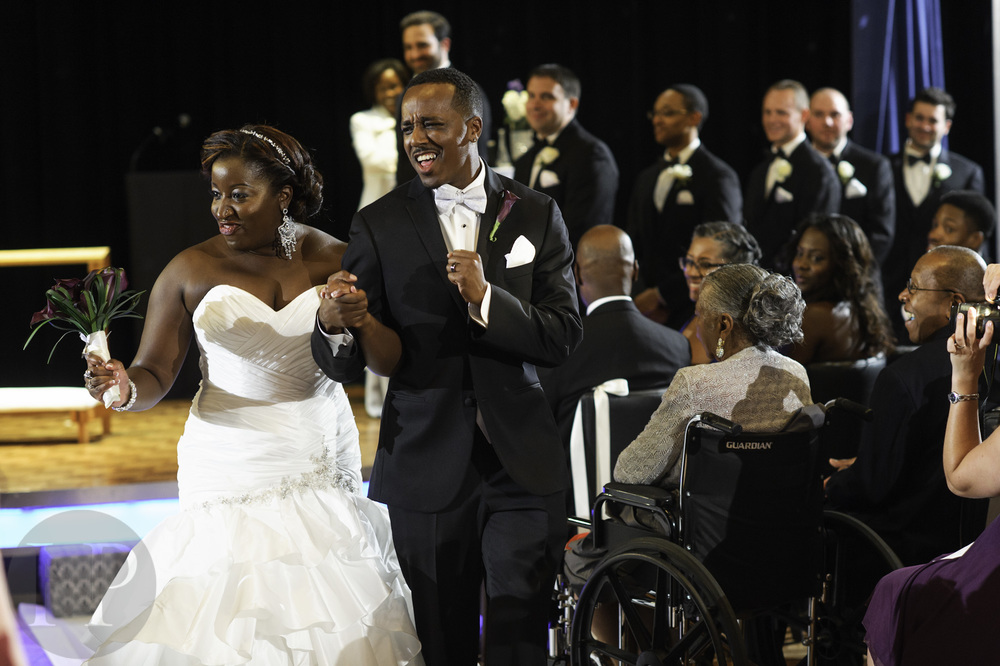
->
[[774, 158, 793, 182], [538, 146, 560, 166], [836, 160, 855, 184], [489, 189, 521, 242], [933, 163, 952, 187], [666, 163, 693, 185]]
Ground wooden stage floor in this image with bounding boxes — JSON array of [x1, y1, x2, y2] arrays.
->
[[0, 383, 379, 497]]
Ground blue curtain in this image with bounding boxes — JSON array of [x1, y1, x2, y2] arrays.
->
[[851, 0, 946, 154]]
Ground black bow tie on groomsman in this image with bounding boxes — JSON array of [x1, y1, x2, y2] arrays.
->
[[907, 153, 932, 166]]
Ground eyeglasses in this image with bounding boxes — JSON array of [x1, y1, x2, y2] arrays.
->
[[906, 278, 957, 295], [647, 108, 687, 121], [679, 257, 727, 275]]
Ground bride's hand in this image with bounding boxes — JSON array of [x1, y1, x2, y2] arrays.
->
[[84, 353, 128, 405]]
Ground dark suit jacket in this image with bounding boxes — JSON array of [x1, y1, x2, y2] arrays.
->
[[513, 119, 619, 248], [825, 327, 987, 565], [626, 144, 742, 325], [836, 140, 896, 265], [882, 149, 985, 336], [312, 167, 582, 513], [744, 140, 842, 269], [537, 298, 690, 447]]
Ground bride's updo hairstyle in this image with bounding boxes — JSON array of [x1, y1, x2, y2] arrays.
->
[[700, 264, 805, 349], [200, 124, 323, 221]]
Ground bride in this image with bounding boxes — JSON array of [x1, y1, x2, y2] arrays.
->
[[82, 124, 422, 664]]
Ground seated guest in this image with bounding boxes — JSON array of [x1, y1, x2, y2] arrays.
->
[[863, 286, 1000, 666], [678, 222, 762, 364], [825, 246, 989, 565], [926, 189, 996, 254], [615, 264, 812, 487], [786, 214, 895, 364], [538, 225, 690, 446]]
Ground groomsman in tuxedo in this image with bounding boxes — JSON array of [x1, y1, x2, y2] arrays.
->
[[744, 79, 841, 268], [538, 225, 690, 447], [883, 87, 985, 338], [313, 68, 581, 665], [626, 84, 742, 328], [807, 87, 896, 266], [513, 63, 619, 247], [395, 10, 491, 184]]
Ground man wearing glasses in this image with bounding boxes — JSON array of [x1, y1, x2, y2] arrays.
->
[[825, 245, 989, 566], [626, 84, 742, 329]]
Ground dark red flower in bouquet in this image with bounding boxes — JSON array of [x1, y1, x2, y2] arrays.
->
[[25, 267, 145, 362]]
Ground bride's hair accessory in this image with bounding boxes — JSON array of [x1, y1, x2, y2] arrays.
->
[[278, 209, 296, 260], [239, 128, 291, 166]]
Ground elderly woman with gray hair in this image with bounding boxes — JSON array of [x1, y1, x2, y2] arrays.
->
[[615, 264, 813, 487]]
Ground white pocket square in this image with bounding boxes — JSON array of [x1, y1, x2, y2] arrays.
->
[[845, 178, 868, 199], [774, 186, 794, 203], [538, 169, 560, 188], [676, 190, 694, 205], [505, 235, 536, 268]]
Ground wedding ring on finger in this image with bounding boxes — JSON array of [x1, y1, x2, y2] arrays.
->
[[84, 370, 94, 380], [449, 263, 458, 273]]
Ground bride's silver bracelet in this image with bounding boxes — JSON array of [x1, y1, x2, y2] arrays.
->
[[112, 379, 137, 412]]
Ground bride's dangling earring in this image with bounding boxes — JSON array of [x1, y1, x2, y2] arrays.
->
[[277, 208, 296, 260]]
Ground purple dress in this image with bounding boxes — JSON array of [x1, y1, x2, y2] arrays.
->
[[863, 515, 1000, 665]]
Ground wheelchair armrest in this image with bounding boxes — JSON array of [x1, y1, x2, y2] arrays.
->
[[592, 482, 677, 546], [603, 482, 674, 507]]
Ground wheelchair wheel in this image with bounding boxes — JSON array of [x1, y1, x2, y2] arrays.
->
[[795, 510, 903, 665], [570, 536, 749, 666]]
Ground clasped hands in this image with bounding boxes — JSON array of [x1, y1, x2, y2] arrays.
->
[[318, 250, 487, 333]]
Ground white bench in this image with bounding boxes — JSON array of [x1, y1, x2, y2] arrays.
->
[[0, 387, 111, 444], [3, 247, 114, 444]]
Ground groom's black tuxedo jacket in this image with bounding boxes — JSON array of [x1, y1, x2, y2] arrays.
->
[[743, 141, 841, 269], [626, 144, 742, 324], [312, 168, 582, 513]]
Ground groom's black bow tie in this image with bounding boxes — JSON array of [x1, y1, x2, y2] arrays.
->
[[907, 153, 931, 166]]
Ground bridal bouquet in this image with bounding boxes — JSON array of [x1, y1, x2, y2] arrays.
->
[[25, 267, 145, 405]]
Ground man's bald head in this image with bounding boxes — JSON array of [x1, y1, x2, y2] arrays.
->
[[575, 225, 638, 307]]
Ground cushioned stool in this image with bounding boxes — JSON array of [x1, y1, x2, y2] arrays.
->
[[0, 387, 111, 443]]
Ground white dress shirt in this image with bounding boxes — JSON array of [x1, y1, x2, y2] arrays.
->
[[765, 133, 807, 198], [903, 140, 941, 206]]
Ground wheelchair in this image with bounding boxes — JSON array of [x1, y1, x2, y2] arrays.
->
[[549, 403, 903, 666]]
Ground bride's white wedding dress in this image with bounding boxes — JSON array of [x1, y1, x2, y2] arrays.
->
[[86, 285, 422, 665]]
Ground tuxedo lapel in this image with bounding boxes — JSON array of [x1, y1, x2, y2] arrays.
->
[[405, 179, 468, 314], [477, 169, 503, 270]]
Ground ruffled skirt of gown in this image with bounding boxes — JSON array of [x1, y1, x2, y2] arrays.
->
[[84, 285, 422, 665]]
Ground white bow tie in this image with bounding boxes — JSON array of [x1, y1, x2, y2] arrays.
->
[[434, 185, 488, 216]]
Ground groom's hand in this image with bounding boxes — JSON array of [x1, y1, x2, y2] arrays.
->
[[319, 271, 369, 332], [446, 250, 487, 306]]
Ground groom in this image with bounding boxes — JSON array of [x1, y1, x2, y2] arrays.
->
[[312, 68, 581, 665]]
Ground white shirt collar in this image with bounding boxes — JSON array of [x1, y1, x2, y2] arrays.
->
[[586, 295, 632, 316], [663, 137, 701, 164], [774, 132, 807, 157]]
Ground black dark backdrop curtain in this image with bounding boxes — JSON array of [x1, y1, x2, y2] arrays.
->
[[1, 1, 992, 389]]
